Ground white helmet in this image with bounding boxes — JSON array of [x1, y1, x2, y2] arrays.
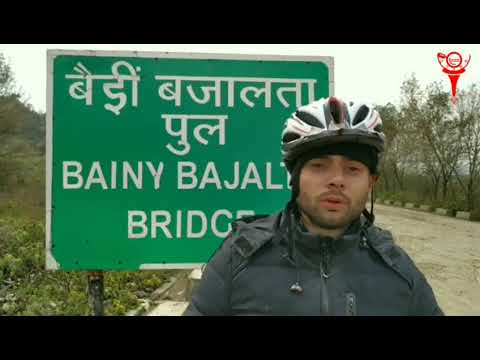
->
[[281, 97, 386, 172]]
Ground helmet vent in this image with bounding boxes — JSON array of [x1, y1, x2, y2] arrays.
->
[[352, 105, 369, 126], [295, 110, 325, 128], [328, 97, 344, 125], [282, 132, 301, 143]]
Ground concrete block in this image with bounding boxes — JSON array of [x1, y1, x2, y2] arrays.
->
[[189, 268, 203, 281], [147, 301, 189, 316], [405, 203, 415, 209], [384, 200, 392, 205], [393, 201, 403, 207], [185, 269, 203, 301], [150, 277, 177, 301], [456, 211, 471, 220], [435, 208, 452, 216], [419, 205, 432, 212]]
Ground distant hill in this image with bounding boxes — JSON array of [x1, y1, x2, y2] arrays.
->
[[0, 95, 45, 158], [19, 104, 45, 155]]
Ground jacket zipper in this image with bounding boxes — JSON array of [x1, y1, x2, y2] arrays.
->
[[319, 241, 330, 315]]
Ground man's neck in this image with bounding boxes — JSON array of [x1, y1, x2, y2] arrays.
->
[[299, 213, 347, 240]]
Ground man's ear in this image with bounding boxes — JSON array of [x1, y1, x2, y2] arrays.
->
[[369, 175, 379, 189]]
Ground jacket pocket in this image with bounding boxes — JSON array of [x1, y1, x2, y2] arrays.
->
[[346, 292, 357, 316]]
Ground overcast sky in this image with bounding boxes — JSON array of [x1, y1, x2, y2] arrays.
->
[[1, 44, 479, 113]]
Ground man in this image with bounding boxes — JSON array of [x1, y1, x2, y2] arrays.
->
[[184, 96, 443, 316]]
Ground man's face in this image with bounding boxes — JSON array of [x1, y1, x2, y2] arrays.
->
[[297, 155, 377, 231]]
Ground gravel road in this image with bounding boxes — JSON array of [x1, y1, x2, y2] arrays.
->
[[374, 204, 480, 316]]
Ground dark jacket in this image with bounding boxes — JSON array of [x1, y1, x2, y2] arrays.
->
[[184, 205, 444, 316]]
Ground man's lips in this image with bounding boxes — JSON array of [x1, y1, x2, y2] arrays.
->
[[320, 200, 346, 210], [322, 196, 347, 204], [318, 194, 349, 210]]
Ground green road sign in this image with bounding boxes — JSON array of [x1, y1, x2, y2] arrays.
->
[[46, 50, 333, 270]]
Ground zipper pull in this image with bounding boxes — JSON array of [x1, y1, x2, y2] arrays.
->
[[346, 292, 357, 316], [321, 269, 330, 279], [361, 236, 369, 248], [359, 229, 370, 249], [290, 282, 304, 294]]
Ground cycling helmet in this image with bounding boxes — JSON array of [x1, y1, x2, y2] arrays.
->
[[282, 96, 385, 173]]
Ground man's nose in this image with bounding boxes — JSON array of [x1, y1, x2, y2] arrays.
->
[[327, 165, 346, 189]]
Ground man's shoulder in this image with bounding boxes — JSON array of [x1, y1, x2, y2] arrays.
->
[[366, 224, 422, 289], [205, 211, 282, 270], [227, 212, 282, 258]]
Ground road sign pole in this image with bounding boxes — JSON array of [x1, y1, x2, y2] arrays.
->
[[88, 271, 104, 316]]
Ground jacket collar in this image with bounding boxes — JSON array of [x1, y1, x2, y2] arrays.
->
[[281, 201, 369, 255]]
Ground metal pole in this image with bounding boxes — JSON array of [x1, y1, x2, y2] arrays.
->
[[88, 271, 104, 316]]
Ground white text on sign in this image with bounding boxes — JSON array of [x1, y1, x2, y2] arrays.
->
[[62, 161, 290, 191], [127, 209, 256, 239]]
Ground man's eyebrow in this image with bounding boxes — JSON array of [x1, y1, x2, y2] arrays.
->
[[309, 156, 329, 161]]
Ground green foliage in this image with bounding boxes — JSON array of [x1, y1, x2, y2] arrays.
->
[[0, 51, 176, 316], [1, 53, 45, 225], [0, 216, 175, 316], [0, 155, 45, 220], [376, 74, 480, 219], [0, 53, 16, 96], [471, 208, 480, 221], [378, 175, 480, 220]]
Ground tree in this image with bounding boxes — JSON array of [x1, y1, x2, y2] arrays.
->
[[0, 52, 45, 155], [0, 53, 16, 97], [389, 74, 427, 193], [0, 53, 34, 191], [453, 84, 480, 211], [417, 82, 465, 202], [0, 53, 24, 145], [375, 103, 398, 193]]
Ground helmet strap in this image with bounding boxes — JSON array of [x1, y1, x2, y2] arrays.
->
[[362, 187, 375, 225]]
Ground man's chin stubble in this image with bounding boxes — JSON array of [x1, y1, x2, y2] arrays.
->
[[301, 207, 352, 230]]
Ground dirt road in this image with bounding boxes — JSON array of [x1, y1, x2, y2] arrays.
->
[[374, 204, 480, 316]]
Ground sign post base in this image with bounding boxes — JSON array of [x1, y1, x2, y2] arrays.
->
[[88, 271, 104, 316]]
